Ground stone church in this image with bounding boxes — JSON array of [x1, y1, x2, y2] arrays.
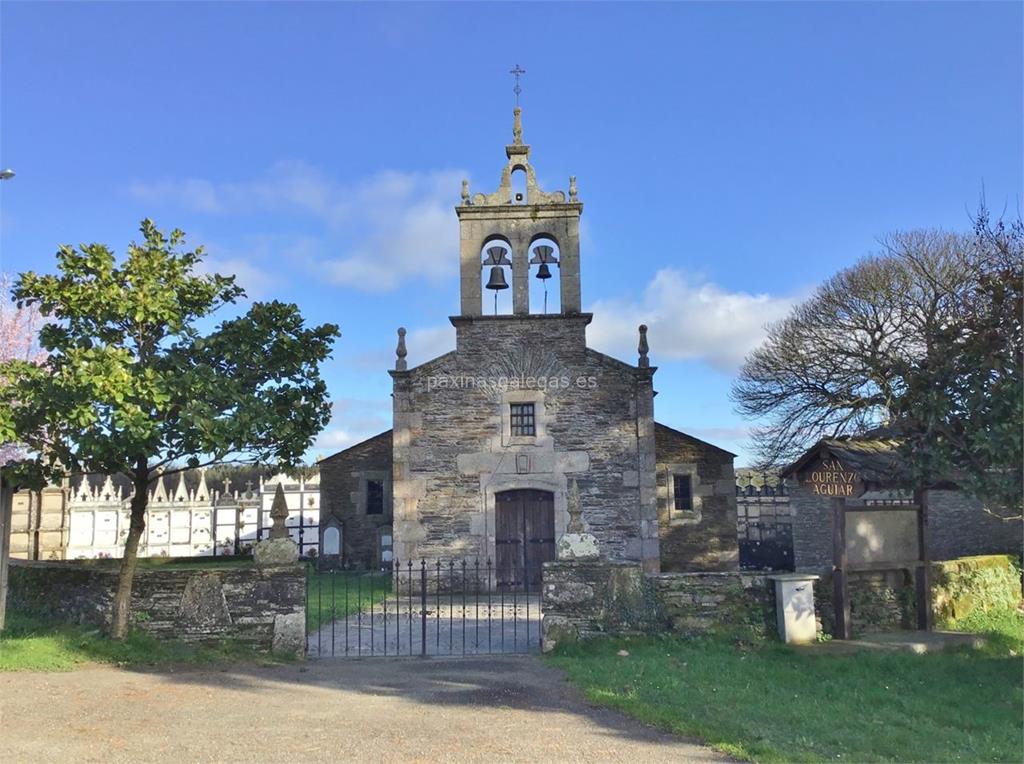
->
[[319, 107, 738, 583]]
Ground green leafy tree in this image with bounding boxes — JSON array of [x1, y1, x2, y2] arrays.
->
[[894, 210, 1023, 516], [0, 220, 339, 638]]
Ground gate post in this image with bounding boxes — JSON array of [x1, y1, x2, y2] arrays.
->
[[831, 497, 850, 640], [420, 560, 428, 657]]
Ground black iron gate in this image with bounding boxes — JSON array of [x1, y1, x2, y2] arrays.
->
[[305, 559, 541, 658]]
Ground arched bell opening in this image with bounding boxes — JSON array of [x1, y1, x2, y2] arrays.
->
[[510, 166, 528, 205], [528, 237, 561, 314], [481, 242, 513, 315]]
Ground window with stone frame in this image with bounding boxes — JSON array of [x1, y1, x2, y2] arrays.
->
[[673, 474, 693, 512], [509, 403, 536, 437], [366, 479, 384, 515]]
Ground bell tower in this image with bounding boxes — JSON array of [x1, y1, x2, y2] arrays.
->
[[456, 106, 582, 317]]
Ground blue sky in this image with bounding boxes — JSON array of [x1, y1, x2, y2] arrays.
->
[[1, 1, 1021, 464]]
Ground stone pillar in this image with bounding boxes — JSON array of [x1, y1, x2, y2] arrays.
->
[[0, 473, 13, 631], [636, 369, 660, 574], [558, 224, 581, 314], [390, 369, 423, 562], [512, 235, 529, 315], [253, 535, 304, 657]]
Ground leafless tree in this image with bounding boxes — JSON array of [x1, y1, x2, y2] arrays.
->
[[731, 230, 975, 467]]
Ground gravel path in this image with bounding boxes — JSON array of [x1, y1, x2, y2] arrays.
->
[[0, 656, 728, 763]]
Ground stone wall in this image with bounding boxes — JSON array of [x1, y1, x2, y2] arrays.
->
[[931, 554, 1022, 623], [541, 559, 656, 650], [651, 572, 775, 637], [392, 314, 659, 570], [655, 423, 738, 571], [927, 491, 1023, 562], [814, 569, 916, 636], [542, 560, 778, 651], [318, 430, 393, 568], [8, 557, 305, 655], [788, 482, 835, 572]]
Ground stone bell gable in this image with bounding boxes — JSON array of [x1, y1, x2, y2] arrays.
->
[[320, 104, 739, 579]]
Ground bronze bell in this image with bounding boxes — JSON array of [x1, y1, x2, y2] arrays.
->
[[485, 266, 509, 291], [535, 262, 552, 280]]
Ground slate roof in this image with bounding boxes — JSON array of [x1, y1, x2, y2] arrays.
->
[[781, 436, 902, 483]]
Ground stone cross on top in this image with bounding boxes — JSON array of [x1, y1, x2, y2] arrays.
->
[[509, 64, 526, 106]]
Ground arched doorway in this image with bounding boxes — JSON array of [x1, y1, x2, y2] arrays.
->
[[495, 489, 555, 591]]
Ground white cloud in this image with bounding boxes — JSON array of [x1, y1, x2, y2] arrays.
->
[[588, 269, 797, 374], [406, 324, 456, 366], [351, 323, 456, 371], [129, 163, 465, 293], [313, 397, 392, 456]]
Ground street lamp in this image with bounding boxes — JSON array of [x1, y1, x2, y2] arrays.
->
[[0, 169, 14, 180]]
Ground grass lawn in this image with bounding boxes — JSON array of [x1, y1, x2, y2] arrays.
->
[[0, 610, 273, 672], [305, 566, 392, 632], [548, 620, 1023, 763]]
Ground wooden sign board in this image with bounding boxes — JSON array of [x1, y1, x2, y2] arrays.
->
[[806, 459, 859, 497]]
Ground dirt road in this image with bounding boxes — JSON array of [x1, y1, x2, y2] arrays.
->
[[0, 656, 726, 763]]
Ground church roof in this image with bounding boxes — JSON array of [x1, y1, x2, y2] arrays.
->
[[319, 429, 394, 462], [654, 421, 737, 458]]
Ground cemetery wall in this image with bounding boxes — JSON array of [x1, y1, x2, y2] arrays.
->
[[7, 558, 305, 655]]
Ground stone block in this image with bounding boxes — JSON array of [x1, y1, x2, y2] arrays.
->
[[178, 573, 232, 626], [542, 614, 579, 653], [272, 612, 305, 657], [254, 538, 299, 568], [556, 532, 600, 560]]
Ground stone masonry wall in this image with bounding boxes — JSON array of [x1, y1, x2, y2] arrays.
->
[[542, 560, 778, 651], [392, 314, 658, 569], [655, 423, 738, 571], [319, 430, 393, 568], [788, 481, 836, 573], [8, 559, 305, 654], [927, 490, 1023, 561], [651, 572, 775, 637]]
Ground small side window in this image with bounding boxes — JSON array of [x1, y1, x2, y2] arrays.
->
[[673, 474, 693, 512], [366, 480, 384, 515]]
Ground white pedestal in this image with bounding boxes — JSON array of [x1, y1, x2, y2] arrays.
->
[[770, 573, 820, 644]]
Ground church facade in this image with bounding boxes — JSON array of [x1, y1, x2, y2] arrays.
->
[[319, 108, 738, 580]]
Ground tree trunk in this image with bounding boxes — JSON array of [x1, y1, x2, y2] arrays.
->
[[110, 465, 148, 640]]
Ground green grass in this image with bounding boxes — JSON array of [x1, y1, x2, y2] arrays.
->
[[944, 607, 1024, 657], [305, 566, 392, 632], [0, 610, 272, 672], [548, 628, 1024, 763]]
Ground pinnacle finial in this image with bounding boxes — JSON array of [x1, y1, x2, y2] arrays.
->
[[569, 176, 577, 202], [395, 327, 408, 371], [461, 179, 470, 204], [269, 482, 289, 540], [638, 324, 650, 368], [512, 106, 523, 145]]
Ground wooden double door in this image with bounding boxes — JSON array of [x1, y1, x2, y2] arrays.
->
[[495, 489, 555, 592]]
